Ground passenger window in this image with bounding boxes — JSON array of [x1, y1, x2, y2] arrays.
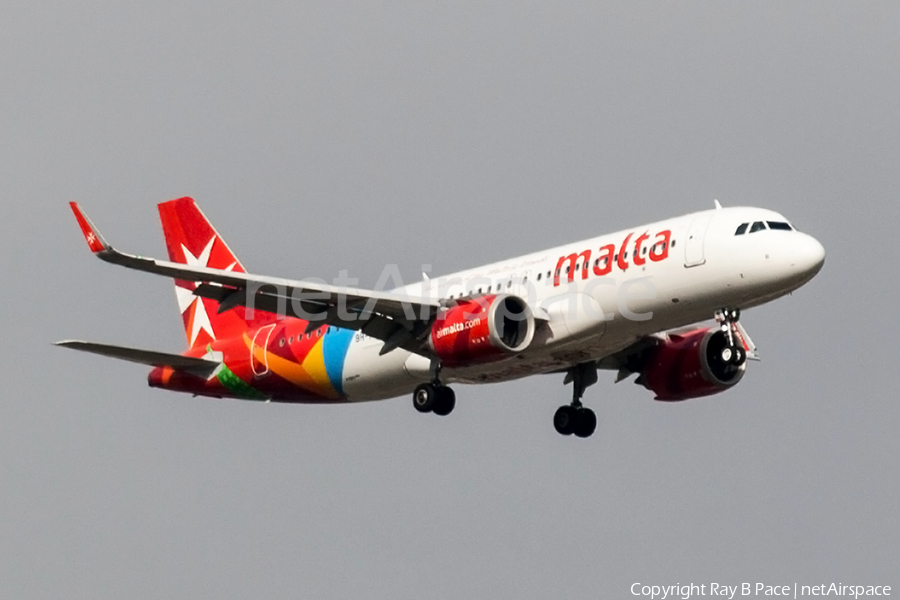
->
[[537, 273, 542, 281], [735, 223, 749, 235], [671, 240, 676, 247], [767, 221, 792, 231], [749, 221, 767, 233]]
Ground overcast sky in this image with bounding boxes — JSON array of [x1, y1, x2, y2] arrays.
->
[[2, 2, 898, 598]]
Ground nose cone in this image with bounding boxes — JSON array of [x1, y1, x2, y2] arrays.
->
[[792, 233, 826, 277]]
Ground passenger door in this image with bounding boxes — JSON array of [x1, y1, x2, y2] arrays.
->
[[684, 214, 713, 267]]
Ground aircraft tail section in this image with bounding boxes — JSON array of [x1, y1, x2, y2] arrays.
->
[[158, 197, 269, 349]]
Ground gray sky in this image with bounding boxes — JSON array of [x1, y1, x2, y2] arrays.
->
[[2, 2, 898, 598]]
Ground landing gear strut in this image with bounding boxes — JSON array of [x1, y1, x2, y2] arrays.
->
[[716, 308, 747, 367], [412, 361, 455, 416], [554, 362, 598, 438]]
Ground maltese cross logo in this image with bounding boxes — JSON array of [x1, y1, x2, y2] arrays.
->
[[175, 237, 238, 347]]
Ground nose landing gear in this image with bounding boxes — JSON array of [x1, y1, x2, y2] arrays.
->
[[716, 308, 747, 367], [554, 362, 598, 438]]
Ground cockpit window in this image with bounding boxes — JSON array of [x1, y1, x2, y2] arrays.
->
[[749, 221, 767, 233], [735, 223, 749, 235], [767, 221, 793, 231]]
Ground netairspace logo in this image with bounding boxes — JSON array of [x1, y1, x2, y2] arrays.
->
[[631, 582, 892, 600]]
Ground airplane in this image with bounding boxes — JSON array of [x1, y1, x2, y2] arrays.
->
[[58, 197, 825, 438]]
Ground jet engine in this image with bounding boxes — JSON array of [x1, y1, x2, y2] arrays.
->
[[639, 327, 746, 401], [429, 294, 535, 367]]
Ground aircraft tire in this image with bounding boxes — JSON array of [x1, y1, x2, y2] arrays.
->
[[413, 383, 438, 413], [574, 408, 597, 438], [721, 347, 734, 363], [553, 405, 576, 436], [432, 387, 456, 416]]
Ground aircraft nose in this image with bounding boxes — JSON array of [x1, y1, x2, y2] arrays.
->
[[792, 233, 826, 276]]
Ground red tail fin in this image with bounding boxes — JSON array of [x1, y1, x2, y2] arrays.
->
[[158, 197, 264, 349]]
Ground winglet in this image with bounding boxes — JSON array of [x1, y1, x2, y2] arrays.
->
[[69, 202, 110, 253]]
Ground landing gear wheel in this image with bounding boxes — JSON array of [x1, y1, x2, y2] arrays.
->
[[721, 347, 734, 363], [554, 405, 576, 436], [554, 362, 600, 438], [413, 383, 438, 413], [432, 387, 456, 416], [717, 307, 749, 367], [573, 408, 597, 438]]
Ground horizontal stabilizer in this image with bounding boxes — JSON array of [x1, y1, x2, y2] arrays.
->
[[55, 340, 220, 378]]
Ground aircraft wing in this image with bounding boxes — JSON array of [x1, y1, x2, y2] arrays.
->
[[595, 336, 661, 381], [69, 202, 442, 355]]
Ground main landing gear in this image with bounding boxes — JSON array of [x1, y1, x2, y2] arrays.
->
[[554, 362, 598, 438], [412, 361, 455, 416], [716, 308, 747, 367], [412, 382, 456, 416]]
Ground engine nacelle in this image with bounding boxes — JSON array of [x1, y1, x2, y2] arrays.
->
[[640, 327, 746, 401], [429, 294, 535, 367]]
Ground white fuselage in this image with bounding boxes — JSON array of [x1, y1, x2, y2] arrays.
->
[[340, 206, 826, 400]]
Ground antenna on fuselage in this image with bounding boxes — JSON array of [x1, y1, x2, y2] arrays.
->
[[714, 199, 723, 210]]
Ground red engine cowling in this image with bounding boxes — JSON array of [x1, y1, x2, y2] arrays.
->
[[429, 294, 535, 367], [640, 327, 746, 401]]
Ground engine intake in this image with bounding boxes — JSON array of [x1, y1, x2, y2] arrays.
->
[[429, 294, 535, 367], [640, 327, 746, 401]]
